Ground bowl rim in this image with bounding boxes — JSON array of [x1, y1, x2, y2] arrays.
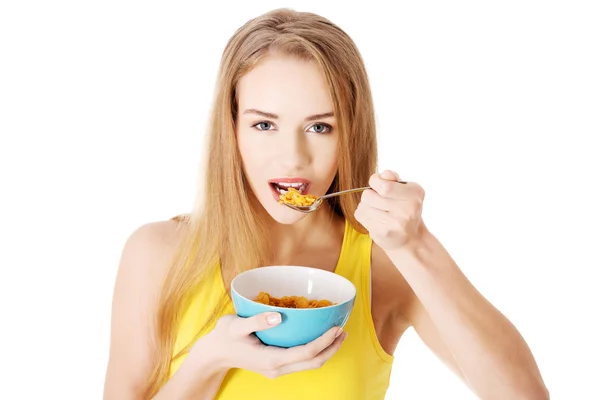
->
[[230, 265, 356, 311]]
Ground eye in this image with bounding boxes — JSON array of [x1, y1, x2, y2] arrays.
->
[[308, 123, 332, 134], [252, 121, 274, 131]]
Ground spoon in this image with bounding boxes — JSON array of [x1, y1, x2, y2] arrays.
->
[[282, 180, 408, 213]]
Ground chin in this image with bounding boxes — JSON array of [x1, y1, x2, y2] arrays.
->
[[261, 200, 308, 225]]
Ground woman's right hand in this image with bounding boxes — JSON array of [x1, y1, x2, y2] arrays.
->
[[190, 312, 348, 379]]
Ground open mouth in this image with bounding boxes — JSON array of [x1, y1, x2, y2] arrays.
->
[[268, 179, 311, 200]]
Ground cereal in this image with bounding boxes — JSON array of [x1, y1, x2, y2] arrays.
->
[[279, 187, 317, 207], [254, 291, 335, 308]]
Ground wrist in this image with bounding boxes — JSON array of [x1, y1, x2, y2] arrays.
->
[[387, 224, 435, 265], [190, 333, 231, 375], [170, 336, 230, 399]]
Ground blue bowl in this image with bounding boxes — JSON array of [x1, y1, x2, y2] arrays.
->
[[230, 265, 356, 348]]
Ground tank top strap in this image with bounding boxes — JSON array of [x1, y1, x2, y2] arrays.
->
[[334, 219, 373, 288], [335, 220, 394, 365]]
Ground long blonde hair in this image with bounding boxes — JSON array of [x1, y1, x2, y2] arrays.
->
[[143, 8, 378, 398]]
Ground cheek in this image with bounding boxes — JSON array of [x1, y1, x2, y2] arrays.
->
[[237, 141, 260, 195], [318, 146, 339, 180], [238, 136, 262, 173], [237, 135, 274, 199], [324, 157, 338, 179], [237, 134, 251, 162]]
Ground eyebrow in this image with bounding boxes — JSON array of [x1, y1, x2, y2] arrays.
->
[[242, 109, 334, 122]]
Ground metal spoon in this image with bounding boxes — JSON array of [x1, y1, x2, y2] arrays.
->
[[282, 180, 408, 213]]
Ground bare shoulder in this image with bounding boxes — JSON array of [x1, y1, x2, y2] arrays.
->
[[120, 217, 187, 275], [115, 217, 187, 294], [127, 215, 189, 254], [103, 215, 189, 398]]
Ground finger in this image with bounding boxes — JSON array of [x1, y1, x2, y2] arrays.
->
[[360, 188, 395, 212], [276, 332, 348, 376], [379, 169, 400, 182], [356, 201, 397, 226], [277, 326, 343, 365], [233, 312, 282, 336], [377, 169, 407, 184], [369, 173, 417, 200], [369, 173, 405, 199]]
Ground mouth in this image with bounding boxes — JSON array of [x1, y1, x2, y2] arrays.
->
[[268, 178, 311, 200]]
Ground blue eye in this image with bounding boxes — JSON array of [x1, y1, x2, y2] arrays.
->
[[252, 121, 274, 131], [308, 123, 332, 134]]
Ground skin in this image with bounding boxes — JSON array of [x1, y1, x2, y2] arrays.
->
[[235, 53, 343, 277], [104, 53, 549, 399]]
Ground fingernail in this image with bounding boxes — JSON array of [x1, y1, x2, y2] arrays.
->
[[335, 328, 343, 338], [267, 313, 281, 325]]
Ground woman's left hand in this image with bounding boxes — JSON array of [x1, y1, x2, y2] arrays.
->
[[354, 170, 426, 252]]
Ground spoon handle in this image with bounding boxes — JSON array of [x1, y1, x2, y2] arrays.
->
[[319, 186, 371, 200], [319, 180, 407, 200]]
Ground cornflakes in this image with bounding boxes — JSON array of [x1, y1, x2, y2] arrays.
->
[[279, 187, 318, 207], [255, 291, 335, 308]]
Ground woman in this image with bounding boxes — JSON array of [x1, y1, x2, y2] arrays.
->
[[103, 8, 548, 400]]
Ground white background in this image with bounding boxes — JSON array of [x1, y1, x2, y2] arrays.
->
[[1, 1, 598, 399]]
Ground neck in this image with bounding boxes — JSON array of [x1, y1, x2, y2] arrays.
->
[[265, 205, 345, 264]]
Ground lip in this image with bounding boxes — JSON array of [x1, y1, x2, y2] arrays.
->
[[268, 177, 311, 184], [268, 177, 312, 202]]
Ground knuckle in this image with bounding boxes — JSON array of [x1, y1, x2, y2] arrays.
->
[[412, 198, 422, 210], [368, 173, 378, 186], [411, 202, 422, 215], [383, 226, 394, 238], [362, 189, 376, 204], [360, 189, 369, 203], [379, 182, 393, 196], [412, 183, 425, 201]]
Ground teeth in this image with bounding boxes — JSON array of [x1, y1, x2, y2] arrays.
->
[[276, 182, 304, 188], [271, 182, 308, 195]]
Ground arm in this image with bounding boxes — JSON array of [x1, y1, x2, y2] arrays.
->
[[152, 345, 228, 400], [104, 219, 347, 399], [103, 220, 223, 399], [356, 170, 548, 400], [387, 226, 549, 399]]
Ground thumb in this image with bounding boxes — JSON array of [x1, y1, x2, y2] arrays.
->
[[379, 169, 400, 181], [236, 312, 282, 335]]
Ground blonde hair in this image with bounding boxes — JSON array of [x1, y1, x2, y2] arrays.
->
[[143, 8, 378, 397]]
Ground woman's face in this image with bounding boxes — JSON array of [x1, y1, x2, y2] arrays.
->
[[236, 53, 339, 224]]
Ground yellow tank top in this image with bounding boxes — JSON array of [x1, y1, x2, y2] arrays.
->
[[169, 220, 394, 399]]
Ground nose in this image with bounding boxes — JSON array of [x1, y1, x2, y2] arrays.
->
[[278, 131, 310, 171]]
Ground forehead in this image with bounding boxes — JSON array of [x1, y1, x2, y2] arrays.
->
[[236, 54, 333, 118]]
